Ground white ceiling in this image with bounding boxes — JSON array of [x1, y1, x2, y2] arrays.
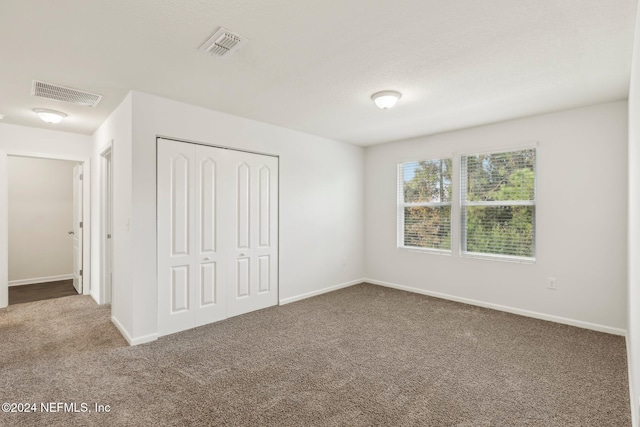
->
[[0, 0, 636, 146]]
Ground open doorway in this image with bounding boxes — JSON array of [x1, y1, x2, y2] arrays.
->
[[7, 156, 83, 305]]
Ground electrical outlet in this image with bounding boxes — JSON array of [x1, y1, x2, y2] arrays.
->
[[547, 277, 557, 290]]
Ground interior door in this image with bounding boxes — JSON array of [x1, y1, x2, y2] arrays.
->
[[226, 150, 278, 317], [72, 163, 83, 294]]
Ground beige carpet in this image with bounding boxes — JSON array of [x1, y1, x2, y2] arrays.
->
[[0, 283, 631, 426]]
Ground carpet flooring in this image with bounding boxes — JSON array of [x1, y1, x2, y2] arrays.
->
[[9, 280, 78, 305], [0, 283, 631, 426]]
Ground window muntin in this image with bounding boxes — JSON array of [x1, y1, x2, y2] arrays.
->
[[397, 158, 452, 251], [460, 148, 536, 260]]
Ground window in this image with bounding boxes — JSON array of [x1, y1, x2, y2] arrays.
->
[[397, 158, 452, 251], [460, 148, 536, 260]]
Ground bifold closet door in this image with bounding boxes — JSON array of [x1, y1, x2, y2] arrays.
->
[[157, 139, 227, 336], [158, 138, 279, 336], [226, 149, 279, 318], [194, 145, 229, 327]]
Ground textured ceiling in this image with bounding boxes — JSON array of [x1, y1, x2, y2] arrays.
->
[[0, 0, 636, 146]]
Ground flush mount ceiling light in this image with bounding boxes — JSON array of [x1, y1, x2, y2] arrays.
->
[[33, 108, 67, 124], [371, 90, 402, 109]]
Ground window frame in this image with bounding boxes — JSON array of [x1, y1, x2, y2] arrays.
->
[[396, 157, 453, 254], [459, 147, 537, 263]]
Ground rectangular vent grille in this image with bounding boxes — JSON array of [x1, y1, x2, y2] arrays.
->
[[32, 81, 102, 107], [199, 27, 247, 57]]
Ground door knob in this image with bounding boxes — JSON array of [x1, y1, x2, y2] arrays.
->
[[203, 257, 211, 261], [240, 253, 247, 257], [68, 231, 74, 235]]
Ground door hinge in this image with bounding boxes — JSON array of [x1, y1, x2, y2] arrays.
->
[[79, 269, 83, 277], [79, 222, 83, 229], [79, 174, 83, 180], [107, 234, 111, 239]]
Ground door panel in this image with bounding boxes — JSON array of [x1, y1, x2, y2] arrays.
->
[[171, 265, 190, 312], [236, 258, 250, 297], [227, 150, 278, 317], [194, 145, 226, 326], [171, 155, 190, 256], [200, 262, 216, 305], [158, 140, 196, 335], [258, 166, 270, 247], [200, 158, 216, 253], [258, 256, 270, 293], [72, 164, 83, 294], [236, 163, 250, 249]]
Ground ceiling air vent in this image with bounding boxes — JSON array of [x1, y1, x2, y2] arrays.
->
[[32, 80, 102, 107], [199, 27, 247, 57]]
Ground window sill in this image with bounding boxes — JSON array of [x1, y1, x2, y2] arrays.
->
[[398, 246, 452, 256], [461, 252, 535, 264]]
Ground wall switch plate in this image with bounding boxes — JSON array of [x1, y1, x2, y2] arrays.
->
[[547, 277, 557, 290]]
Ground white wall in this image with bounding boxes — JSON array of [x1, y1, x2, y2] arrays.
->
[[0, 123, 92, 307], [365, 101, 628, 334], [8, 156, 75, 283], [91, 93, 133, 337], [628, 2, 640, 423], [98, 91, 364, 343]]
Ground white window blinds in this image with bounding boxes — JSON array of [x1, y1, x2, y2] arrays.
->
[[460, 148, 536, 259], [397, 158, 452, 251]]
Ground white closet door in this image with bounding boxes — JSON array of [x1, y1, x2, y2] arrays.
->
[[227, 150, 279, 317], [158, 139, 197, 335], [158, 138, 278, 336], [194, 145, 227, 326]]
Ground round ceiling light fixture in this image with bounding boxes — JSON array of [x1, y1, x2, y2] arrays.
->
[[371, 90, 402, 109], [33, 108, 67, 124]]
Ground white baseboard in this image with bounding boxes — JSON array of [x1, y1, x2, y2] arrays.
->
[[279, 278, 363, 305], [9, 274, 74, 287], [365, 278, 626, 336], [90, 289, 100, 305], [129, 332, 158, 346], [111, 315, 158, 346]]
